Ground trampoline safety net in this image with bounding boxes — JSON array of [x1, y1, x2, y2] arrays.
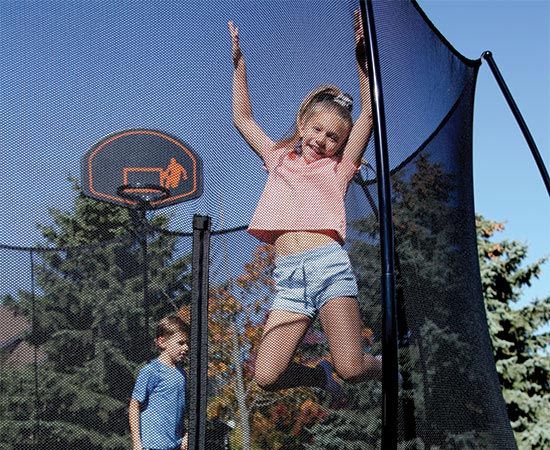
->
[[0, 1, 517, 449]]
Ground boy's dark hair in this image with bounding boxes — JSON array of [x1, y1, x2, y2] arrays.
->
[[156, 314, 190, 339]]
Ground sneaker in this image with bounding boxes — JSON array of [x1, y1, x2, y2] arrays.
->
[[317, 359, 347, 408]]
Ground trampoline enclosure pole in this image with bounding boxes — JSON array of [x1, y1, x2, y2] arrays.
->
[[189, 215, 211, 450], [482, 51, 550, 197], [361, 1, 399, 448], [141, 210, 150, 349]]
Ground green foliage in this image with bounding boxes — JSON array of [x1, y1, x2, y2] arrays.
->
[[0, 188, 191, 449], [307, 155, 518, 449], [477, 215, 550, 450], [2, 168, 547, 449], [305, 381, 382, 450]]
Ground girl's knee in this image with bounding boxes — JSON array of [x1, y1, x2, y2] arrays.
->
[[334, 365, 365, 383], [254, 368, 281, 391], [334, 354, 382, 382], [332, 357, 367, 383]]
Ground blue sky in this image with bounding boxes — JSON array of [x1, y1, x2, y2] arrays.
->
[[0, 0, 547, 310], [419, 0, 549, 308]]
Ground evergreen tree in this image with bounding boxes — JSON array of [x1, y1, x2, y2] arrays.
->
[[307, 155, 497, 449], [476, 215, 550, 449], [0, 182, 192, 449]]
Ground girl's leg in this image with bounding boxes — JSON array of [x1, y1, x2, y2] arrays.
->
[[254, 310, 326, 391], [319, 296, 381, 382]]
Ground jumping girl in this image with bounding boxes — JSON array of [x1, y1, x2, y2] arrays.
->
[[229, 11, 381, 402]]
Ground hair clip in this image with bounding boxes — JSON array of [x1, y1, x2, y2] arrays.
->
[[333, 93, 353, 111]]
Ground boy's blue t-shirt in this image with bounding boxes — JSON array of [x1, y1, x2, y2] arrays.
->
[[132, 358, 186, 449]]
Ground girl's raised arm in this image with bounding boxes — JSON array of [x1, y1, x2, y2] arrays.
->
[[229, 21, 274, 160], [342, 11, 373, 167]]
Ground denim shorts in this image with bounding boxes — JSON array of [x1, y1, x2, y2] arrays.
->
[[271, 242, 358, 318]]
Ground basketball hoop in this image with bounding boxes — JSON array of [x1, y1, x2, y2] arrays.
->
[[117, 183, 170, 209]]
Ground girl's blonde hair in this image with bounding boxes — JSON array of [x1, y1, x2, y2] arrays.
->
[[277, 85, 354, 150]]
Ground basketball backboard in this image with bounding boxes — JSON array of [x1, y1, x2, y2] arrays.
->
[[81, 129, 203, 209]]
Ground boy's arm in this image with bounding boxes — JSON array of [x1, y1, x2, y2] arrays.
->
[[180, 432, 188, 450], [229, 21, 274, 161], [343, 10, 373, 167], [129, 398, 142, 450]]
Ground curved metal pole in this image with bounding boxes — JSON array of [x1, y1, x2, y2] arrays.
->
[[360, 1, 399, 448], [354, 171, 417, 440], [482, 51, 550, 197]]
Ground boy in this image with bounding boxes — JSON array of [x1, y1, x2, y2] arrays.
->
[[129, 314, 189, 450]]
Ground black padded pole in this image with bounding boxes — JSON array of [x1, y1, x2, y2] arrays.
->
[[188, 215, 211, 450], [482, 51, 550, 197], [360, 1, 399, 448]]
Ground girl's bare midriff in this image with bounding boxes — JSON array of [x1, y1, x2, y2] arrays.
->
[[274, 230, 341, 256]]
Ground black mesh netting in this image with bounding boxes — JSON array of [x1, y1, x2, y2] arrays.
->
[[0, 1, 516, 449]]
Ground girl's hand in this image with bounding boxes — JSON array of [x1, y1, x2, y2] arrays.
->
[[228, 21, 242, 68], [354, 10, 368, 72]]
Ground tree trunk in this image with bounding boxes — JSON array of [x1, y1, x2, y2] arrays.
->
[[230, 320, 251, 450]]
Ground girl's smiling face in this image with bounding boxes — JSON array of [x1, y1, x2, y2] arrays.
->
[[298, 110, 352, 163]]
